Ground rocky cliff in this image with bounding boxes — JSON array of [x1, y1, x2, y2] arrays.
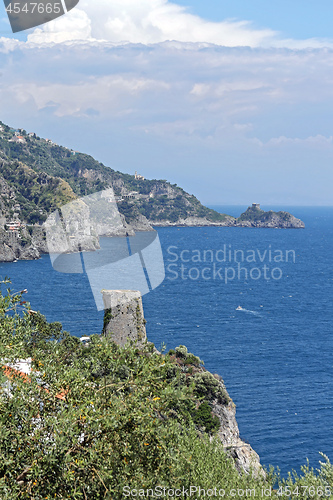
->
[[0, 226, 46, 262], [213, 395, 263, 476], [101, 289, 264, 476], [235, 205, 305, 228], [152, 208, 305, 228]]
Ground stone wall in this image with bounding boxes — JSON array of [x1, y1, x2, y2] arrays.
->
[[101, 290, 147, 347]]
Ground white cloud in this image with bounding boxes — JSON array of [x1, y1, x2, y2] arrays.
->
[[27, 9, 93, 44], [19, 0, 333, 49], [262, 135, 333, 148], [79, 0, 276, 47], [1, 42, 333, 137], [9, 75, 170, 117], [190, 80, 269, 99], [0, 27, 333, 204], [0, 36, 21, 52]]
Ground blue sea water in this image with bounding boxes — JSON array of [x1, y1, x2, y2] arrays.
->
[[1, 206, 333, 477]]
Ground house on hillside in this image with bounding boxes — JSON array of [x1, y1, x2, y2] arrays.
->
[[123, 191, 139, 200], [135, 171, 145, 181], [10, 135, 26, 144], [1, 358, 67, 401], [5, 220, 23, 231]]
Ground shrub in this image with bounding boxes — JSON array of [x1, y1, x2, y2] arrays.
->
[[192, 401, 221, 433], [175, 345, 188, 358], [185, 353, 202, 366], [193, 371, 230, 405], [1, 281, 333, 498]]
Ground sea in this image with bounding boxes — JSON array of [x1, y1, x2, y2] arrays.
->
[[1, 205, 332, 477]]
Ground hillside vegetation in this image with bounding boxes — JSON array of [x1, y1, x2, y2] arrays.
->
[[0, 281, 331, 499], [0, 121, 229, 226], [238, 206, 296, 224]]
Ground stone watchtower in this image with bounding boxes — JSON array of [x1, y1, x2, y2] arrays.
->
[[101, 290, 147, 347], [252, 203, 261, 210]]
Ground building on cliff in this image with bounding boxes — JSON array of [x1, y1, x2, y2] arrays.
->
[[101, 288, 264, 476], [134, 171, 145, 181]]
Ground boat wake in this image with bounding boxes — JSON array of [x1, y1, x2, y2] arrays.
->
[[236, 306, 261, 316]]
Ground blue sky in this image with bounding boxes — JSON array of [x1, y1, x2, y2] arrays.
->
[[0, 0, 332, 205], [2, 0, 333, 41], [171, 0, 333, 39]]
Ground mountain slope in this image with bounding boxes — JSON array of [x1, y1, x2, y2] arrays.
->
[[0, 120, 304, 262], [0, 121, 231, 228]]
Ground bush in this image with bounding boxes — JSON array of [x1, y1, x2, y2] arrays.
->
[[193, 371, 230, 405], [185, 353, 202, 366], [192, 401, 221, 433], [1, 281, 333, 498], [0, 282, 239, 498], [175, 345, 188, 358]]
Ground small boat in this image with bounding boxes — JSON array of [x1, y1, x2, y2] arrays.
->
[[236, 306, 243, 311]]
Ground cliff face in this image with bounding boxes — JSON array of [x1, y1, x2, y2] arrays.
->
[[0, 226, 45, 262], [213, 395, 263, 476], [101, 289, 264, 476]]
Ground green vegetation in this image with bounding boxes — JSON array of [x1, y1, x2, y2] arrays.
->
[[173, 345, 202, 367], [192, 401, 221, 433], [136, 192, 229, 223], [237, 206, 292, 223], [0, 120, 230, 226], [0, 280, 333, 498], [0, 156, 76, 223], [102, 308, 113, 335], [192, 371, 230, 405]]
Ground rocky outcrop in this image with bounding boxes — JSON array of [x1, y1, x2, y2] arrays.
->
[[149, 182, 181, 199], [128, 213, 154, 232], [153, 208, 304, 229], [213, 394, 264, 476], [236, 206, 305, 228], [0, 228, 40, 262], [235, 216, 304, 228], [0, 240, 16, 262]]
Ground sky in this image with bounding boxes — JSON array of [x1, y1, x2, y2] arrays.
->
[[0, 0, 332, 205]]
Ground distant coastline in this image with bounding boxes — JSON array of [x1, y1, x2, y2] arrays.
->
[[0, 203, 305, 264], [151, 203, 305, 229], [0, 120, 304, 263]]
